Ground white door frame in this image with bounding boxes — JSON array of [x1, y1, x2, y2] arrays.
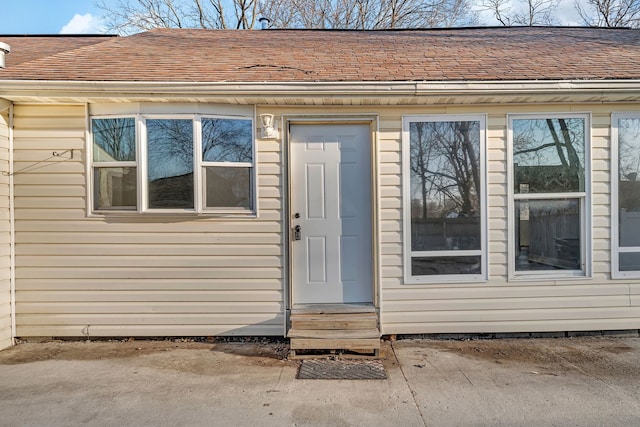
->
[[283, 116, 380, 309]]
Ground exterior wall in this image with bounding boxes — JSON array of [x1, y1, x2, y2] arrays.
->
[[379, 104, 640, 334], [0, 110, 11, 348], [13, 104, 284, 337], [10, 101, 640, 338]]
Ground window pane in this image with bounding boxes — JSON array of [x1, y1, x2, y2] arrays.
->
[[515, 199, 580, 271], [93, 167, 136, 210], [202, 118, 253, 163], [620, 253, 640, 271], [409, 121, 481, 252], [618, 118, 640, 247], [147, 119, 194, 209], [205, 167, 251, 209], [411, 256, 481, 276], [513, 118, 585, 193], [92, 118, 136, 162]]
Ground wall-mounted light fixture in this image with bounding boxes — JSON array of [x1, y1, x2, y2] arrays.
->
[[260, 113, 279, 139]]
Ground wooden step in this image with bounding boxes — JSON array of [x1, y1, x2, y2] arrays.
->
[[287, 328, 380, 339], [288, 304, 380, 355], [291, 303, 376, 315], [290, 338, 380, 351], [291, 313, 378, 330]]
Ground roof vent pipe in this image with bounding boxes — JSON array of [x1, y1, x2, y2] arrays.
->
[[259, 17, 271, 30], [0, 42, 10, 69]]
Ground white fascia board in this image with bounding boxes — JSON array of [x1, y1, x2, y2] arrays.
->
[[2, 79, 640, 99]]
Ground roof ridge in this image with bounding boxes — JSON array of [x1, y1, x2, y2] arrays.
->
[[0, 34, 117, 38], [140, 25, 636, 33]]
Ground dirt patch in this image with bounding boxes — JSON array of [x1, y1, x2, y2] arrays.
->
[[397, 337, 640, 378], [0, 339, 290, 366]]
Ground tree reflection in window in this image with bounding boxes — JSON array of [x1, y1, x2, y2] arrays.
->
[[410, 121, 481, 252], [92, 118, 137, 210], [511, 117, 586, 273], [407, 118, 484, 278], [146, 119, 194, 209], [202, 118, 252, 163], [513, 118, 585, 193], [618, 118, 640, 272], [92, 118, 135, 162]]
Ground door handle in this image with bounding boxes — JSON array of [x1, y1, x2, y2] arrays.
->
[[293, 225, 301, 241]]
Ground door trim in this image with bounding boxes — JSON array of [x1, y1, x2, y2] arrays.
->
[[283, 115, 380, 311]]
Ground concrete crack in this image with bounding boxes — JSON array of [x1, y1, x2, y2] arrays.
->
[[391, 342, 428, 427]]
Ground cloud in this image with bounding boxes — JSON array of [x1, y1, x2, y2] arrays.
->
[[59, 13, 105, 34]]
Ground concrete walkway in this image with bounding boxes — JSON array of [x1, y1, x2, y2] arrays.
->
[[1, 336, 639, 426]]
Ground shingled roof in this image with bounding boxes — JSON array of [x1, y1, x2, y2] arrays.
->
[[0, 35, 116, 67], [1, 27, 640, 83]]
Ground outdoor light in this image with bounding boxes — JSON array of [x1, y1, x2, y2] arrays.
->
[[260, 113, 279, 139]]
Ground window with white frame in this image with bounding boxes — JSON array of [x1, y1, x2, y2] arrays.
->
[[90, 115, 255, 214], [402, 115, 487, 283], [612, 113, 640, 278], [92, 117, 137, 211], [509, 114, 590, 278]]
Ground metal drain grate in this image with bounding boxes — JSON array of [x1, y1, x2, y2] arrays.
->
[[297, 359, 387, 380]]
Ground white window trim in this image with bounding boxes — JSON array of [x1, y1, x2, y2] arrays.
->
[[611, 112, 640, 279], [507, 113, 592, 281], [197, 115, 256, 214], [89, 113, 256, 216], [88, 114, 138, 213], [402, 114, 488, 284]]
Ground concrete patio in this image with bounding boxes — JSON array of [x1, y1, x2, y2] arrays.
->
[[1, 335, 639, 426]]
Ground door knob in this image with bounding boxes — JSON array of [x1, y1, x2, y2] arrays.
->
[[293, 225, 301, 241]]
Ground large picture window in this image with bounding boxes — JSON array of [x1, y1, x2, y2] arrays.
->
[[612, 113, 640, 278], [509, 114, 590, 278], [90, 115, 255, 214], [402, 115, 487, 283]]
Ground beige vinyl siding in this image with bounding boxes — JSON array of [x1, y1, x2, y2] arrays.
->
[[0, 110, 11, 348], [10, 101, 640, 338], [379, 104, 640, 335], [13, 104, 284, 338]]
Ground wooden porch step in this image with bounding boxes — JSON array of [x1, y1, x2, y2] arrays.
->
[[290, 338, 380, 351], [291, 303, 376, 315], [291, 313, 378, 330], [288, 304, 380, 356], [287, 328, 380, 339]]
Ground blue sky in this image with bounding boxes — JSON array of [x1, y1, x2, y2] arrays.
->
[[2, 0, 583, 35], [2, 0, 107, 34]]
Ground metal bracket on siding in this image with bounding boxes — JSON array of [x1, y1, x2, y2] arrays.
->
[[52, 149, 73, 160], [2, 149, 74, 176]]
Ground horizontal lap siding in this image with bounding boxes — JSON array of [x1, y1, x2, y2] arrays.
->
[[13, 105, 284, 338], [0, 113, 10, 349], [380, 105, 640, 335], [11, 102, 640, 338]]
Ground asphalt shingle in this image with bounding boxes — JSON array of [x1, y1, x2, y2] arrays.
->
[[1, 27, 640, 82]]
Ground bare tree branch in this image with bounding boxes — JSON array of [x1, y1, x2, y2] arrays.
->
[[575, 0, 640, 27], [97, 0, 479, 33], [480, 0, 559, 26]]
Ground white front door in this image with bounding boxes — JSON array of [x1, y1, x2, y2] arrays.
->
[[290, 123, 373, 304]]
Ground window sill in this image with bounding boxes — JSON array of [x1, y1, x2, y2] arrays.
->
[[509, 271, 590, 282], [611, 271, 640, 280], [88, 210, 257, 219], [404, 274, 488, 285]]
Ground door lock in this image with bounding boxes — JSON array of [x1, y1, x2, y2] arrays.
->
[[293, 225, 301, 241]]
